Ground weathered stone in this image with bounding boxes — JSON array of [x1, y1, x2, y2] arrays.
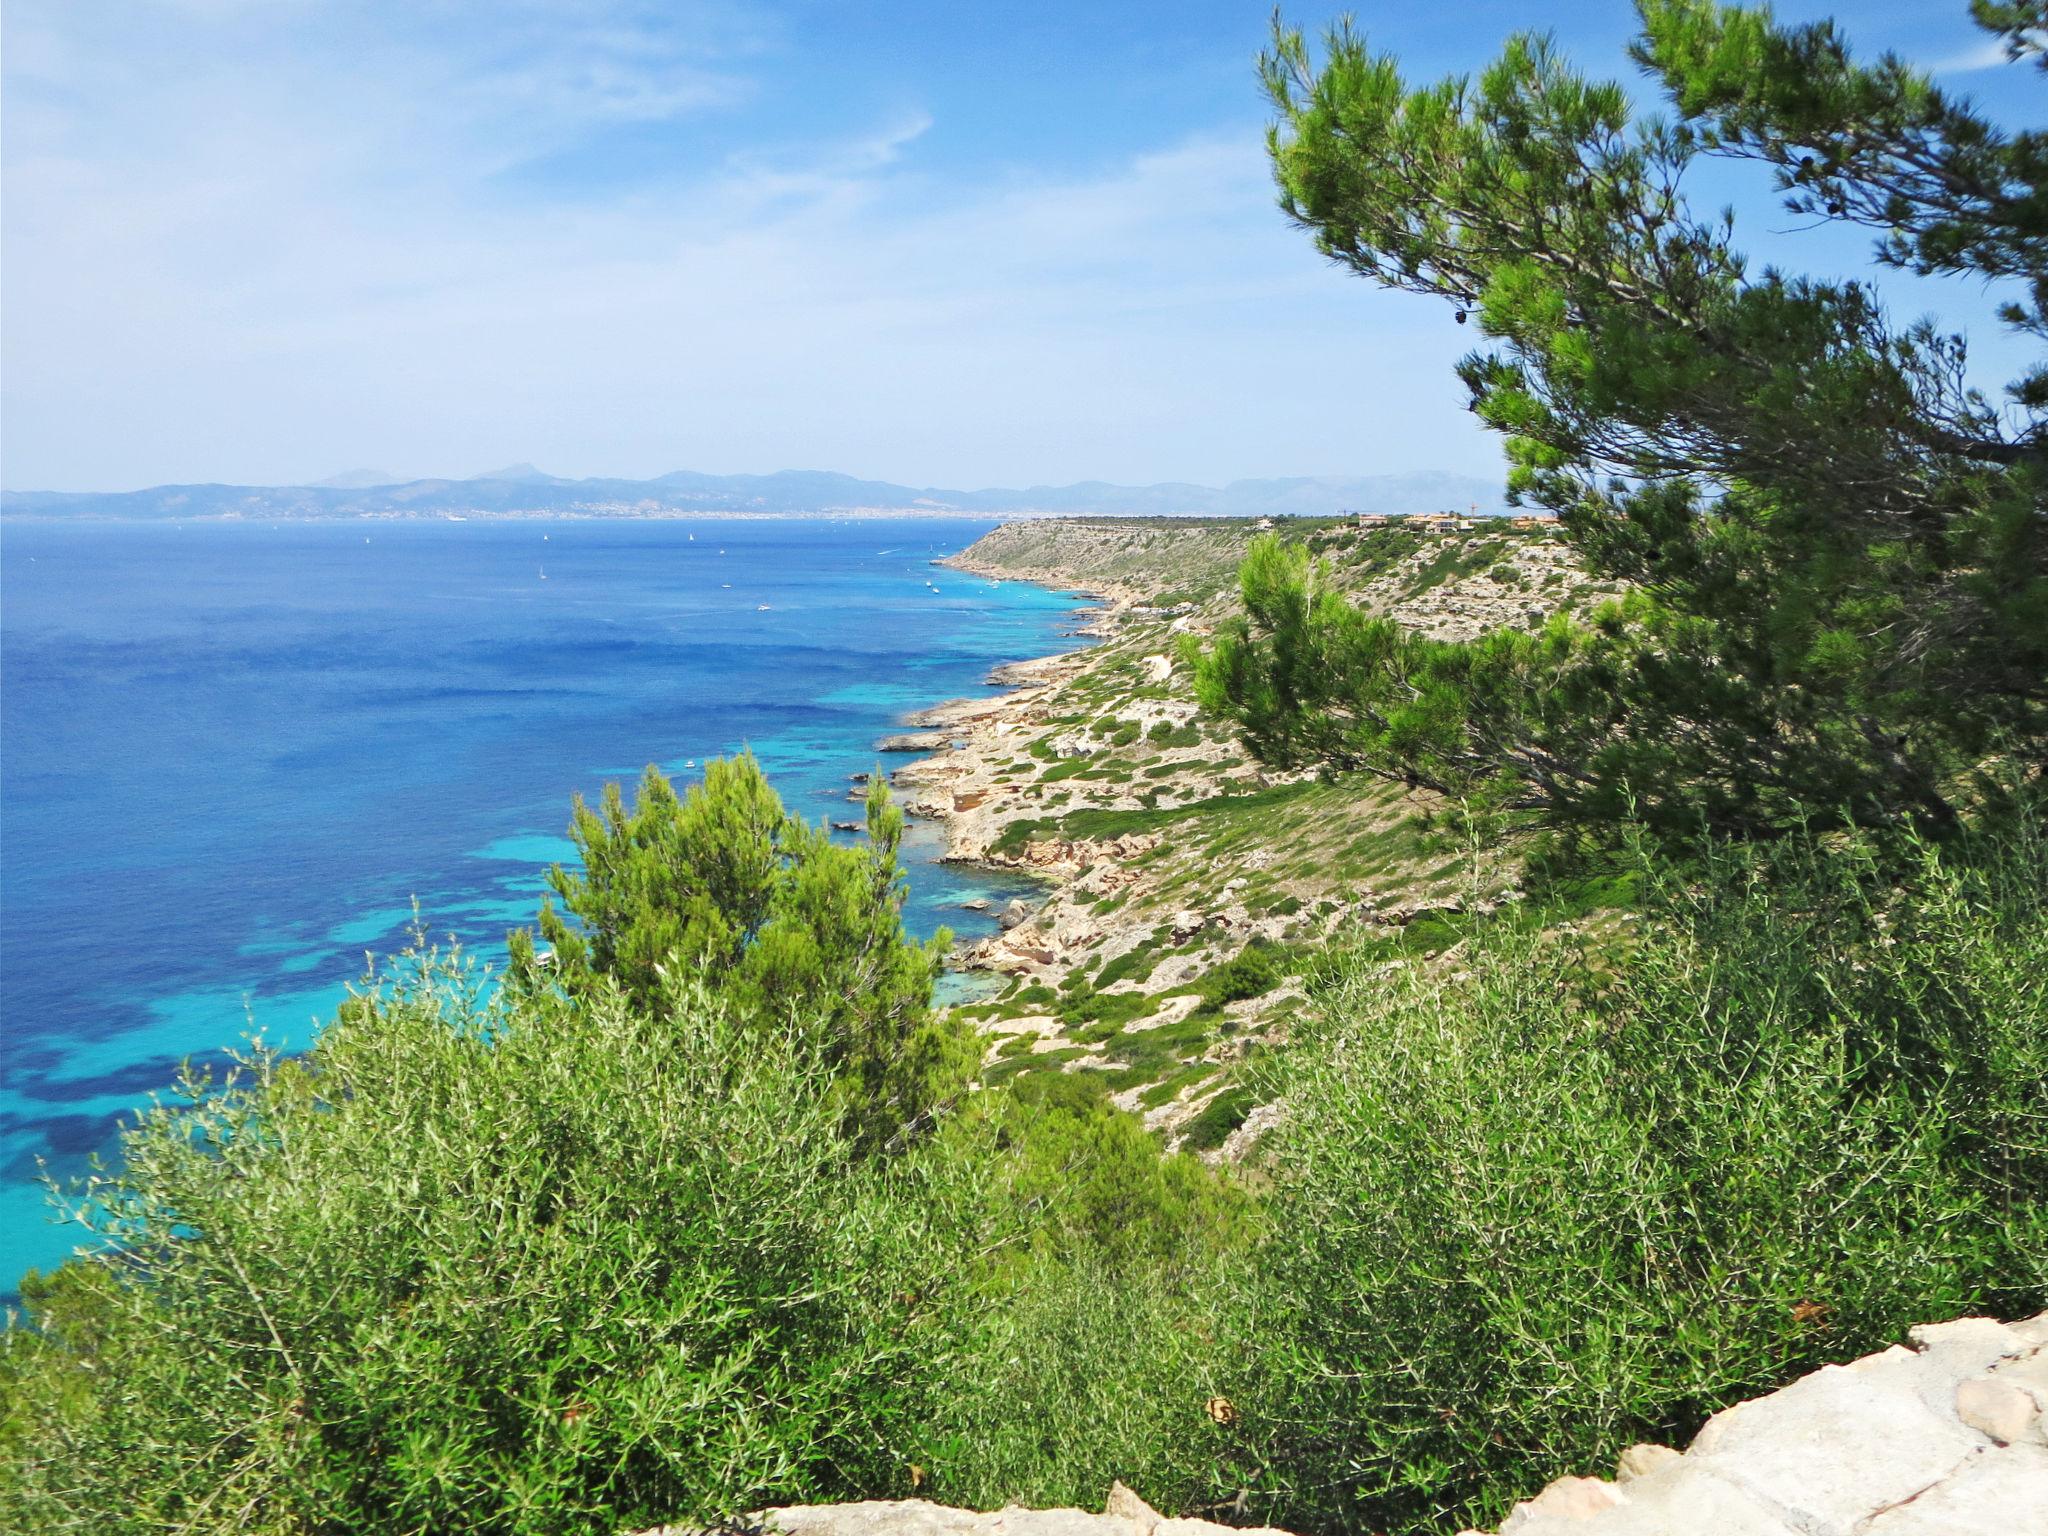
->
[[1685, 1359, 1982, 1533], [1956, 1376, 2041, 1447], [1994, 1352, 2048, 1417], [1614, 1443, 1681, 1483], [998, 900, 1033, 931], [1498, 1475, 1626, 1531], [762, 1503, 1116, 1536], [1554, 1464, 1798, 1536], [1152, 1521, 1292, 1536], [1102, 1482, 1158, 1532], [1899, 1318, 2033, 1424], [749, 1502, 981, 1536], [1859, 1443, 2048, 1535]]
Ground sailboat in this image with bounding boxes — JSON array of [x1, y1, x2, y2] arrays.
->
[[539, 563, 547, 581]]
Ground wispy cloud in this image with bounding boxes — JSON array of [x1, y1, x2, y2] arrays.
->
[[1931, 37, 2016, 75], [1, 0, 1500, 491]]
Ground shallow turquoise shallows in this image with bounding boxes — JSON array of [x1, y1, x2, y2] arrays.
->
[[0, 517, 1085, 1297]]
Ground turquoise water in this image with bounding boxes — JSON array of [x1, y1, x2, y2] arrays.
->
[[0, 517, 1085, 1296]]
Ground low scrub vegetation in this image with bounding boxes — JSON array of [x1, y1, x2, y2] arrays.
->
[[1234, 820, 2048, 1530], [7, 5, 2047, 1526], [5, 782, 2041, 1534]]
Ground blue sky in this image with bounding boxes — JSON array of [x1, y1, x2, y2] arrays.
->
[[1, 1, 2034, 492]]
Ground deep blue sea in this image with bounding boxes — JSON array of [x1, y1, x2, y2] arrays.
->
[[0, 517, 1083, 1297]]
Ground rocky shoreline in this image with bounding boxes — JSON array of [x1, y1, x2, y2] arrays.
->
[[893, 579, 1132, 968], [889, 567, 1182, 982]]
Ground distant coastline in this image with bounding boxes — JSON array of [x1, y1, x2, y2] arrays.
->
[[0, 465, 1511, 523]]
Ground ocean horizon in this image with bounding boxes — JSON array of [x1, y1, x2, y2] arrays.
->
[[0, 516, 1086, 1297]]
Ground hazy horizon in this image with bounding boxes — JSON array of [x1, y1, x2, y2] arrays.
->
[[5, 460, 1507, 498]]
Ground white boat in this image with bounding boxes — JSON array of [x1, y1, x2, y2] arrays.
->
[[757, 603, 772, 611], [539, 563, 547, 580]]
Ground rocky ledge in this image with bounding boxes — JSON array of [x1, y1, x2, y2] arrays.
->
[[641, 1483, 1284, 1536], [638, 1312, 2048, 1536]]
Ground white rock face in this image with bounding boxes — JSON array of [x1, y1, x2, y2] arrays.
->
[[1472, 1309, 2048, 1536], [700, 1493, 1293, 1536]]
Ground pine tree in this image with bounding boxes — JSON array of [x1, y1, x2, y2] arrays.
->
[[1193, 0, 2047, 841], [508, 753, 971, 1150]]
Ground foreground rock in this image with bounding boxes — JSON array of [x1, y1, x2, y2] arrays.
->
[[1474, 1309, 2048, 1536], [639, 1484, 1287, 1536], [632, 1314, 2048, 1536]]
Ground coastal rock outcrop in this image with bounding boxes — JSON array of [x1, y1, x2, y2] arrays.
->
[[1468, 1309, 2048, 1535]]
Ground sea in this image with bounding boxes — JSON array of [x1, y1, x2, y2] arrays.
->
[[0, 516, 1085, 1299]]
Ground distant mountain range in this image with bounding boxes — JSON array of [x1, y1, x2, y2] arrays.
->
[[2, 467, 1508, 521]]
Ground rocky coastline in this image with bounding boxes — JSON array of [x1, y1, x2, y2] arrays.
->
[[888, 580, 1175, 980], [866, 517, 1598, 1154]]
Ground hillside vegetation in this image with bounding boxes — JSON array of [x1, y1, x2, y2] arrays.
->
[[918, 514, 1611, 1149], [6, 2, 2046, 1533]]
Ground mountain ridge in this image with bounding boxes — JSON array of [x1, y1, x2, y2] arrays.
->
[[1, 468, 1509, 520]]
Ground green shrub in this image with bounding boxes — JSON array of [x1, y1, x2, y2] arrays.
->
[[915, 1077, 1251, 1514], [1146, 722, 1202, 750], [0, 959, 968, 1534], [916, 1259, 1238, 1519], [1094, 945, 1162, 991], [1195, 945, 1287, 1011], [1233, 822, 2048, 1533], [1178, 1087, 1256, 1153], [506, 754, 966, 1154]]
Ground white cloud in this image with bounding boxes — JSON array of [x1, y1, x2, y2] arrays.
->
[[1, 1, 1501, 490], [1932, 38, 2016, 74]]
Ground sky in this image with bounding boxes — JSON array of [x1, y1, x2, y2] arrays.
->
[[1, 0, 2037, 493]]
